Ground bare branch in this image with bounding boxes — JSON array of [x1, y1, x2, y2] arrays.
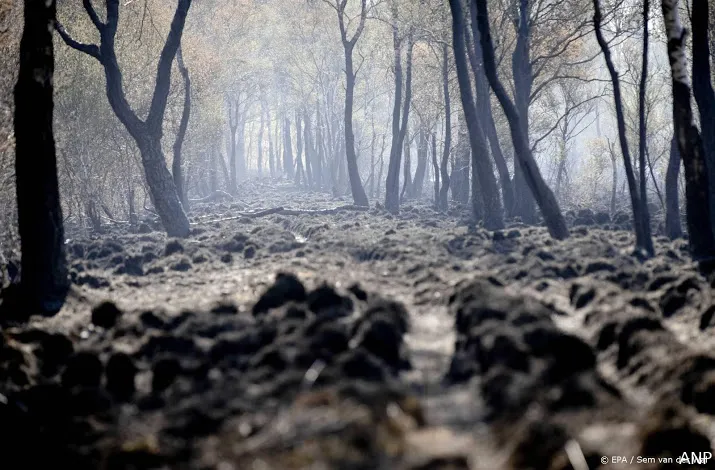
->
[[54, 21, 101, 61], [83, 0, 105, 30]]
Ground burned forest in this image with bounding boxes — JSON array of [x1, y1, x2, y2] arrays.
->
[[4, 0, 715, 468]]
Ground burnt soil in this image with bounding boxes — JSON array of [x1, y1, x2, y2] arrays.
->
[[2, 180, 715, 470]]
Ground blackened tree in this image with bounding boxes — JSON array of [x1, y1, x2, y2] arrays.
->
[[56, 0, 192, 237], [14, 0, 69, 314]]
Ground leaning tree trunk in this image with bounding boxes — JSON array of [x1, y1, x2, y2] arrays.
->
[[474, 0, 567, 239], [665, 136, 683, 239], [449, 0, 503, 229], [692, 0, 715, 235], [173, 45, 190, 211], [661, 0, 715, 260], [592, 0, 651, 254], [14, 0, 69, 314]]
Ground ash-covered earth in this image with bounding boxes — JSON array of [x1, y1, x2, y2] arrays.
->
[[1, 180, 715, 470]]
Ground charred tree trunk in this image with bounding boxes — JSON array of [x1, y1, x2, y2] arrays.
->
[[449, 0, 503, 228], [661, 0, 715, 260], [474, 0, 568, 239], [637, 0, 654, 254], [14, 0, 69, 314], [510, 0, 536, 223], [593, 0, 651, 254], [665, 136, 683, 239], [467, 1, 514, 216], [439, 41, 452, 212], [692, 0, 715, 234], [173, 45, 190, 211], [56, 0, 191, 237], [385, 5, 413, 213], [337, 0, 369, 206]]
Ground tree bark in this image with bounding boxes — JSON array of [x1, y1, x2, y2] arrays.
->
[[665, 136, 683, 239], [14, 0, 69, 314], [661, 0, 715, 260], [692, 0, 715, 234], [474, 0, 566, 238]]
